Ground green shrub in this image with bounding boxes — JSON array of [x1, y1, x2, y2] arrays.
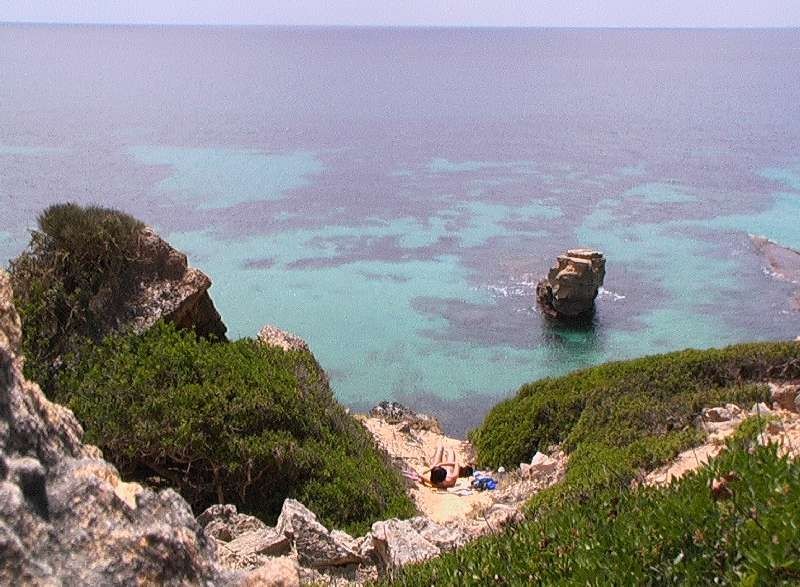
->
[[58, 322, 415, 534], [387, 440, 800, 585], [9, 203, 146, 391], [472, 343, 800, 469]]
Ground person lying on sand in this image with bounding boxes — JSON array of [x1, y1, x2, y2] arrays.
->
[[419, 444, 459, 489]]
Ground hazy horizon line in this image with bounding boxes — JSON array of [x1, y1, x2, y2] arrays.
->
[[3, 20, 800, 30]]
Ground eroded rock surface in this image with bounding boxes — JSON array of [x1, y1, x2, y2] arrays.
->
[[751, 235, 800, 311], [368, 401, 443, 434], [0, 270, 229, 585], [128, 227, 227, 339], [276, 499, 361, 568], [537, 249, 606, 318], [370, 518, 448, 570], [257, 325, 309, 352]]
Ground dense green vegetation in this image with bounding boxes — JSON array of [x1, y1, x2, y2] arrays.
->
[[472, 343, 798, 513], [473, 343, 799, 470], [10, 203, 415, 534], [58, 322, 414, 534], [9, 203, 146, 392], [391, 418, 800, 584]]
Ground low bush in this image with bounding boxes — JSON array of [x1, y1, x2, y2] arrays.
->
[[9, 203, 146, 391], [389, 424, 800, 584], [472, 343, 800, 469], [57, 321, 415, 535], [472, 342, 799, 517]]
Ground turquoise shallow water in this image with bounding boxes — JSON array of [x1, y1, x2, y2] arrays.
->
[[2, 26, 800, 434], [151, 150, 799, 413]]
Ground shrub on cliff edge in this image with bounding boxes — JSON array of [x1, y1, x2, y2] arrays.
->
[[9, 203, 145, 391], [58, 322, 415, 534]]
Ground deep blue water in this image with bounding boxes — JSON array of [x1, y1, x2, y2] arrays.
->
[[2, 25, 799, 434]]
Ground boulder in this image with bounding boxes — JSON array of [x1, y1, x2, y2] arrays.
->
[[769, 382, 800, 413], [239, 557, 300, 587], [536, 249, 606, 318], [275, 499, 361, 568], [198, 503, 268, 542], [702, 406, 734, 423], [257, 325, 309, 353], [368, 401, 444, 434], [226, 529, 291, 558], [520, 451, 559, 478], [128, 227, 227, 340], [370, 518, 442, 570], [0, 270, 228, 585], [751, 402, 773, 415], [369, 517, 466, 571], [408, 517, 468, 551]]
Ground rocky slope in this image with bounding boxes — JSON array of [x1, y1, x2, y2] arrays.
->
[[0, 270, 229, 585], [202, 405, 567, 585], [645, 384, 800, 486]]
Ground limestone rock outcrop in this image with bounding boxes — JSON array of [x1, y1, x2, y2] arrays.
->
[[537, 249, 606, 318], [751, 235, 800, 311], [128, 227, 227, 339], [370, 517, 467, 571], [0, 270, 229, 585], [276, 499, 362, 568], [257, 325, 309, 352], [200, 498, 471, 582], [368, 401, 443, 434]]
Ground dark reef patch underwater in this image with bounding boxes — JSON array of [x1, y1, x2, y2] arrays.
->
[[2, 26, 800, 431]]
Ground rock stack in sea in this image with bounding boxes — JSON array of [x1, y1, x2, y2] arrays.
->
[[536, 249, 606, 318]]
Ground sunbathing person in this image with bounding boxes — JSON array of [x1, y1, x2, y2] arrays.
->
[[420, 444, 459, 489]]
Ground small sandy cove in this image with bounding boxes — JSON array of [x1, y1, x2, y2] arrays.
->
[[357, 417, 494, 523]]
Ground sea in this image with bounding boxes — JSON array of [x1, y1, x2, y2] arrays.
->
[[1, 24, 799, 435]]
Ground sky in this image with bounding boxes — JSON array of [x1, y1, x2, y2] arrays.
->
[[1, 0, 800, 28]]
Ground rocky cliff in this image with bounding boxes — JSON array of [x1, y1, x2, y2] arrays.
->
[[0, 270, 228, 585]]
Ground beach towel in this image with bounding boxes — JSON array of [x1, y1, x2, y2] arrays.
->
[[402, 468, 423, 483]]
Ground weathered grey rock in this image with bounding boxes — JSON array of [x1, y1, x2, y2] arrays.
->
[[257, 325, 309, 352], [226, 529, 291, 558], [520, 451, 559, 478], [368, 401, 444, 434], [239, 557, 300, 587], [199, 503, 269, 542], [770, 382, 800, 413], [536, 249, 606, 318], [371, 518, 440, 570], [128, 227, 227, 340], [751, 402, 773, 415], [703, 406, 734, 422], [409, 517, 467, 551], [357, 533, 378, 564], [275, 499, 361, 568], [0, 270, 228, 585]]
